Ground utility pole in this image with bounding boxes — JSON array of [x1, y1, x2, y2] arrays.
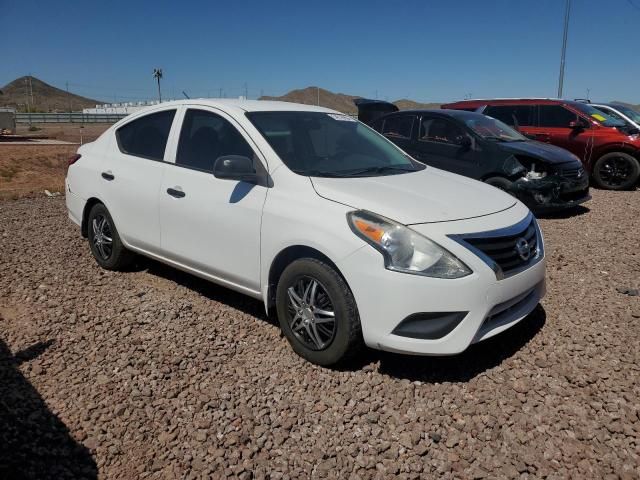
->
[[317, 87, 320, 106], [244, 83, 248, 100], [557, 0, 571, 98], [153, 68, 163, 102], [24, 78, 30, 113], [28, 75, 34, 108], [66, 82, 72, 121]]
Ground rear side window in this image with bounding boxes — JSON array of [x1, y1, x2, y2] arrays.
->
[[176, 109, 255, 172], [419, 117, 466, 144], [116, 110, 176, 161], [484, 105, 535, 127], [382, 115, 414, 139], [538, 105, 578, 128]]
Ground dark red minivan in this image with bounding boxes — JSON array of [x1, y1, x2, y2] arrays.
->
[[441, 99, 640, 190]]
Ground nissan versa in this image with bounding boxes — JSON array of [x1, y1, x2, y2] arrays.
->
[[355, 99, 590, 213], [66, 100, 546, 366]]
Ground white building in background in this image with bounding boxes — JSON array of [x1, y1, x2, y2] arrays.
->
[[83, 97, 250, 115], [83, 100, 164, 115]]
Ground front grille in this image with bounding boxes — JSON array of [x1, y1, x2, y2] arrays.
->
[[450, 214, 542, 279], [557, 166, 585, 180]]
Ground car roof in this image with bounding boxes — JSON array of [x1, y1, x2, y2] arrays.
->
[[385, 108, 486, 119], [442, 98, 581, 108], [137, 98, 337, 114]]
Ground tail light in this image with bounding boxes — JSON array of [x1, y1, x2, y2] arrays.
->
[[68, 154, 82, 166]]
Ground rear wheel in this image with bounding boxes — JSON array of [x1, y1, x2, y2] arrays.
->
[[592, 152, 640, 190], [276, 258, 362, 366], [87, 203, 134, 270]]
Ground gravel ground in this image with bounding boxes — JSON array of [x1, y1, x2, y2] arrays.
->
[[0, 190, 638, 479]]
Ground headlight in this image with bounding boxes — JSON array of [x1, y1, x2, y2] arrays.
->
[[347, 210, 472, 279]]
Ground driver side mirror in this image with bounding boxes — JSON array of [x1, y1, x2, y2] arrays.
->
[[213, 155, 259, 183], [456, 135, 472, 149], [569, 118, 589, 130]]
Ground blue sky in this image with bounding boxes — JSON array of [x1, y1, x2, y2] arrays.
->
[[1, 0, 639, 103]]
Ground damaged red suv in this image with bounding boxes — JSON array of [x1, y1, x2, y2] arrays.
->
[[441, 99, 640, 190]]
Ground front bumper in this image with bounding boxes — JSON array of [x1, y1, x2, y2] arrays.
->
[[338, 204, 546, 356], [511, 173, 590, 213]]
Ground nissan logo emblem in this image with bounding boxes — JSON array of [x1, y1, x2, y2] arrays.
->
[[515, 238, 531, 261]]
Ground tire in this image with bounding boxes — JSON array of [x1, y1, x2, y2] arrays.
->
[[592, 152, 640, 190], [275, 258, 363, 366], [86, 203, 134, 271], [484, 176, 514, 193]]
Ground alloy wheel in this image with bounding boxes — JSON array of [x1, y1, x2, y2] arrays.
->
[[92, 214, 113, 260], [599, 156, 632, 187], [286, 276, 336, 351]]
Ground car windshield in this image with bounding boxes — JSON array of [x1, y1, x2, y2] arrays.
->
[[572, 103, 625, 127], [463, 115, 527, 142], [246, 111, 423, 177], [610, 105, 640, 124]]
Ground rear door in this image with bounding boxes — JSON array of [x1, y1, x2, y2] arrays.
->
[[159, 106, 268, 293], [102, 108, 176, 253], [379, 114, 416, 154], [535, 105, 593, 160], [483, 105, 536, 135], [410, 114, 478, 177]]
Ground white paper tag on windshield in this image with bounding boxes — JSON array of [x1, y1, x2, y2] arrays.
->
[[327, 113, 357, 122]]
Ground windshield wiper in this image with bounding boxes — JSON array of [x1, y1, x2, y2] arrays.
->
[[483, 136, 509, 142], [336, 165, 418, 177], [294, 169, 354, 178]]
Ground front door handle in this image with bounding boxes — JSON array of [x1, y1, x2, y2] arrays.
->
[[166, 187, 185, 198], [101, 171, 115, 181]]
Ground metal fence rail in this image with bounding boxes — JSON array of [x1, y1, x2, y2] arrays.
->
[[16, 113, 128, 124]]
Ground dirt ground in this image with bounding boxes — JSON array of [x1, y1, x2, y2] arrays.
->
[[0, 188, 638, 479], [0, 144, 77, 200], [15, 123, 111, 143]]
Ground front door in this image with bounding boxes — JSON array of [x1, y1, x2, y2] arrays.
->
[[528, 104, 594, 163], [159, 107, 268, 294], [410, 115, 478, 178]]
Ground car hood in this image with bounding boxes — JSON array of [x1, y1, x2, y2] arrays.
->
[[310, 168, 517, 225], [500, 140, 578, 165]]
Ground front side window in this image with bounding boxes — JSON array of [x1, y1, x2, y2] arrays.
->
[[537, 105, 581, 128], [247, 112, 422, 177], [463, 115, 527, 142], [176, 109, 255, 172], [484, 105, 535, 127], [116, 110, 176, 161], [419, 117, 466, 145], [382, 115, 414, 139]]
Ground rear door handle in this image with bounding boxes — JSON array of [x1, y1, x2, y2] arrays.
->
[[101, 171, 115, 181], [166, 187, 185, 198], [535, 133, 551, 142]]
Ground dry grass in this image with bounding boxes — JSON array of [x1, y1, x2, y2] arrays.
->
[[0, 144, 76, 199]]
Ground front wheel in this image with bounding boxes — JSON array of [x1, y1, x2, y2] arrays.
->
[[275, 258, 363, 366], [592, 152, 640, 190]]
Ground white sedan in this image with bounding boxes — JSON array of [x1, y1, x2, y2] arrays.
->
[[66, 99, 546, 366]]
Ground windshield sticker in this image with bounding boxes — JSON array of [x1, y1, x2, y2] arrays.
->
[[591, 113, 606, 122], [328, 113, 357, 122]]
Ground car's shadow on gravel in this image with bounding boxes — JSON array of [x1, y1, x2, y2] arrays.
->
[[0, 338, 97, 479], [135, 258, 546, 382], [139, 258, 278, 326], [373, 305, 547, 383], [536, 205, 589, 220]]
